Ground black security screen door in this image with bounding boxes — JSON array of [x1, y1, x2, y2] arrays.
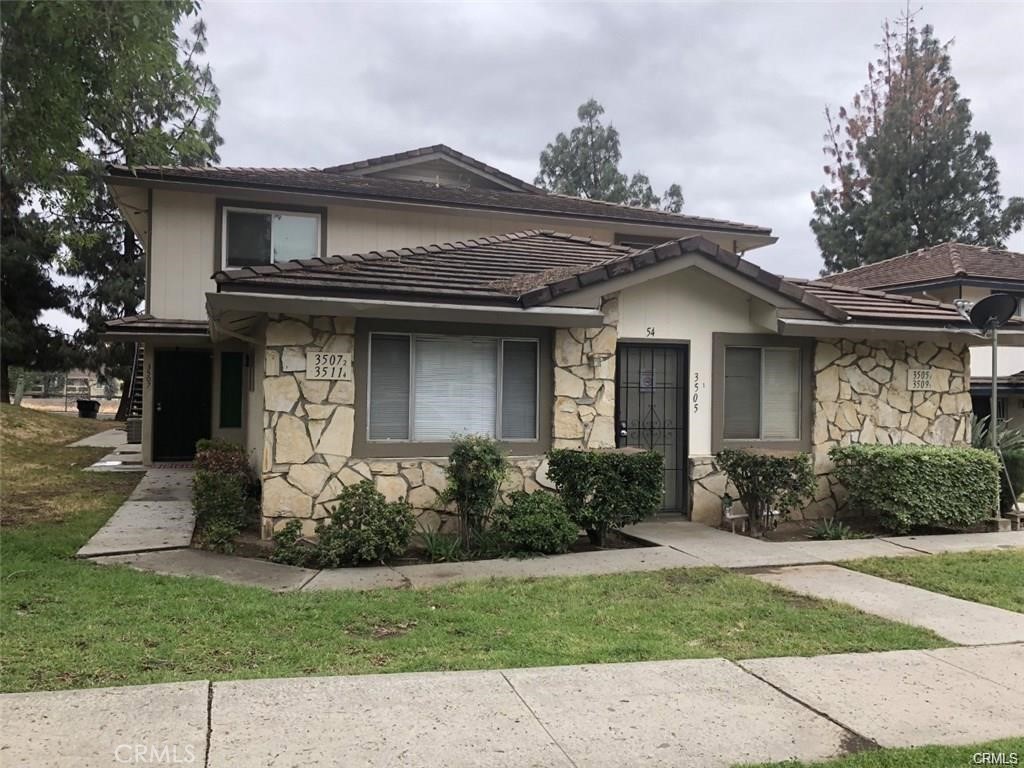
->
[[615, 344, 689, 514]]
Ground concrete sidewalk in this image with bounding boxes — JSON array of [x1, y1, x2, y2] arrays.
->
[[752, 564, 1024, 646], [3, 645, 1022, 767]]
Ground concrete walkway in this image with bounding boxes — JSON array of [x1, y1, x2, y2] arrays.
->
[[3, 644, 1022, 767], [77, 469, 195, 558], [68, 428, 146, 472], [78, 470, 1023, 591], [751, 564, 1024, 646]]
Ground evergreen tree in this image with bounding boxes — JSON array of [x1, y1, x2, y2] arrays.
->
[[812, 15, 1024, 274], [536, 100, 684, 212], [1, 1, 222, 402]]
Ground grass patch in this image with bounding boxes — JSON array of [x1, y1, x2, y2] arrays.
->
[[849, 550, 1024, 613], [0, 404, 136, 527], [1, 405, 947, 693], [737, 736, 1024, 767]]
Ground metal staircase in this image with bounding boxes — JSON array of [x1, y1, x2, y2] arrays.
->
[[125, 344, 144, 443]]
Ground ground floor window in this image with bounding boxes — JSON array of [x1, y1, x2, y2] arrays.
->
[[723, 346, 801, 440], [368, 333, 538, 442]]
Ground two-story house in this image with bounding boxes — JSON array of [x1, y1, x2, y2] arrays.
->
[[102, 145, 1024, 536], [825, 243, 1024, 428]]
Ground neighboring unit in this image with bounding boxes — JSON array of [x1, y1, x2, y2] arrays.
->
[[102, 145, 1024, 535], [825, 242, 1024, 427]]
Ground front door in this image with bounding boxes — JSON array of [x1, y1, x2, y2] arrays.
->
[[615, 343, 689, 514], [153, 349, 212, 462]]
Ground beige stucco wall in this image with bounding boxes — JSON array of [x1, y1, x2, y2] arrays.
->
[[144, 188, 763, 322], [616, 266, 772, 456]]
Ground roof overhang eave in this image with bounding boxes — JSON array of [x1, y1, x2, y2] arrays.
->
[[777, 318, 1024, 346], [206, 291, 605, 329], [102, 170, 774, 241]]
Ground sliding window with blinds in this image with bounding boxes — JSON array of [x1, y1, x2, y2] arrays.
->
[[367, 333, 538, 442], [723, 346, 801, 441]]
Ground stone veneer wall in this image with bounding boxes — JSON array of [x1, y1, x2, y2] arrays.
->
[[552, 295, 619, 450], [689, 338, 973, 526], [259, 304, 619, 538]]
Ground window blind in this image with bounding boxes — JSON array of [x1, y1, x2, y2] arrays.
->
[[368, 335, 410, 439], [413, 337, 497, 440], [272, 214, 318, 261], [762, 348, 800, 439], [501, 340, 538, 439], [723, 347, 761, 439]]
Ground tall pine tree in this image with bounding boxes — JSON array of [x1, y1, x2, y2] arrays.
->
[[812, 15, 1024, 274], [536, 100, 684, 212]]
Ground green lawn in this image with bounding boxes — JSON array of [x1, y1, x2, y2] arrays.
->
[[1, 405, 946, 693], [738, 737, 1024, 767], [849, 550, 1024, 613]]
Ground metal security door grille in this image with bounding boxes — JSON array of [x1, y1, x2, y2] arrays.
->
[[615, 344, 688, 514]]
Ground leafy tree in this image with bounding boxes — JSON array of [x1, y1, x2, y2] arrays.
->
[[0, 188, 70, 402], [536, 99, 684, 212], [1, 1, 222, 404], [812, 15, 1024, 274]]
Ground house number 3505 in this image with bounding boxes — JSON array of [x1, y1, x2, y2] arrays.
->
[[693, 372, 700, 413]]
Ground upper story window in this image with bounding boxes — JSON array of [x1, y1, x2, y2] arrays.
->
[[222, 206, 321, 268]]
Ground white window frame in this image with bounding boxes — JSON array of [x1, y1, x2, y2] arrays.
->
[[724, 345, 802, 441], [221, 205, 321, 269], [367, 331, 541, 443]]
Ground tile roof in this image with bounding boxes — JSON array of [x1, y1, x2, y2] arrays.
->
[[321, 144, 543, 193], [214, 230, 1002, 329], [823, 242, 1024, 290], [105, 164, 771, 236], [214, 231, 637, 306]]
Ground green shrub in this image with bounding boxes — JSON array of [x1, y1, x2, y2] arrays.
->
[[830, 444, 999, 534], [971, 414, 1024, 451], [270, 519, 314, 567], [442, 435, 509, 547], [418, 526, 463, 563], [716, 450, 815, 536], [191, 470, 247, 552], [492, 491, 579, 555], [547, 448, 663, 546], [192, 470, 246, 525], [999, 449, 1024, 515], [810, 518, 867, 540], [194, 438, 254, 491], [199, 517, 242, 553], [314, 481, 414, 566]]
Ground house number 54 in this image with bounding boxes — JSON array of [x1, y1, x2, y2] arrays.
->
[[646, 327, 656, 337]]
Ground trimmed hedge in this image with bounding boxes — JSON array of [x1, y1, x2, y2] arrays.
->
[[830, 444, 999, 534], [715, 450, 814, 536], [492, 491, 579, 555], [547, 448, 663, 546]]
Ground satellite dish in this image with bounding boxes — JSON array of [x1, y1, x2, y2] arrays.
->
[[969, 293, 1017, 332]]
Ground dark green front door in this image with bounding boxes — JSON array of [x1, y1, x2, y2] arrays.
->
[[153, 349, 212, 461]]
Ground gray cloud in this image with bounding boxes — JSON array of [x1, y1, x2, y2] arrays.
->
[[202, 0, 1024, 280]]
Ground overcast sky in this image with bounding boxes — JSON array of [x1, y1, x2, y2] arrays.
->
[[44, 1, 1024, 332]]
